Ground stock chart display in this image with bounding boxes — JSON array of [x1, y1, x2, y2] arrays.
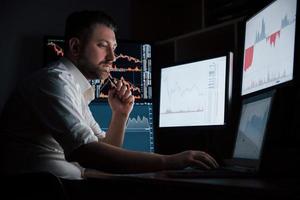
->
[[94, 43, 152, 101], [242, 0, 296, 95], [159, 56, 227, 127], [89, 102, 154, 152], [44, 38, 152, 101]]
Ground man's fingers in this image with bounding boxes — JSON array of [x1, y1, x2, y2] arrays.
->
[[123, 95, 135, 105], [195, 152, 219, 168], [192, 159, 211, 170]]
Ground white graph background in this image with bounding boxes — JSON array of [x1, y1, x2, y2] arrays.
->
[[159, 56, 226, 127], [242, 0, 297, 95]]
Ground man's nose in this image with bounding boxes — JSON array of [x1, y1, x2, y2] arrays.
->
[[106, 48, 116, 62]]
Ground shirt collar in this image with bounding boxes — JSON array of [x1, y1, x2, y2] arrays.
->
[[60, 57, 95, 103]]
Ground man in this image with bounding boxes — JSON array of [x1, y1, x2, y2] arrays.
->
[[0, 10, 218, 180]]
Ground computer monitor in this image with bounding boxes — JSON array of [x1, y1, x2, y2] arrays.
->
[[241, 0, 297, 96], [89, 102, 155, 152], [159, 53, 233, 128], [44, 36, 152, 101]]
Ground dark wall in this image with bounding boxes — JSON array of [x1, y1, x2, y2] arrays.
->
[[131, 0, 273, 42], [0, 0, 132, 113]]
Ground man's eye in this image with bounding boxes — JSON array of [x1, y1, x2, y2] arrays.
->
[[98, 43, 107, 48]]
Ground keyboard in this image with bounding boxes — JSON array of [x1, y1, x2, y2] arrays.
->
[[161, 167, 256, 178]]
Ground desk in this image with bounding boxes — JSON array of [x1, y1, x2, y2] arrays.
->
[[80, 170, 300, 200]]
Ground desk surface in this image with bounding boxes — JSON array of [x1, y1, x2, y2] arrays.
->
[[84, 169, 300, 199]]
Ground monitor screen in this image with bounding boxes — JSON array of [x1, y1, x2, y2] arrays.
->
[[242, 0, 297, 95], [233, 91, 274, 160], [89, 102, 155, 152], [44, 36, 152, 101], [159, 54, 232, 127]]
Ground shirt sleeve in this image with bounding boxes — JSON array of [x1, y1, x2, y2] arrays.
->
[[85, 106, 106, 140], [21, 70, 98, 157]]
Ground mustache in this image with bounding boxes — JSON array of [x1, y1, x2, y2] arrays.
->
[[99, 61, 113, 66]]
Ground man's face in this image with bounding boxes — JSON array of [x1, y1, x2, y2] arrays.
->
[[77, 24, 117, 80]]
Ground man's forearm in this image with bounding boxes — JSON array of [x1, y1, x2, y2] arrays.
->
[[102, 112, 129, 146], [69, 141, 167, 173]]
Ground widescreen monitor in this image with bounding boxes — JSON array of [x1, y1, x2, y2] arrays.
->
[[242, 0, 297, 95], [159, 53, 233, 128], [44, 36, 152, 101]]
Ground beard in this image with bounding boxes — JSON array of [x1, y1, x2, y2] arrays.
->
[[77, 57, 110, 80]]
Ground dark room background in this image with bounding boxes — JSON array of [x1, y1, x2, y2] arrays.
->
[[0, 0, 277, 158]]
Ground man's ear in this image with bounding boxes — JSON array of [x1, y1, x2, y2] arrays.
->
[[68, 37, 81, 57]]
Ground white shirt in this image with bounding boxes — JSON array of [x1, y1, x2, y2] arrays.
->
[[0, 58, 105, 180]]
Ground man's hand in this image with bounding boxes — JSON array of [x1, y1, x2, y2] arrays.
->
[[108, 79, 134, 117], [165, 150, 219, 170]]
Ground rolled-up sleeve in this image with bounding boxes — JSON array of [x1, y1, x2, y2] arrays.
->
[[85, 107, 106, 140]]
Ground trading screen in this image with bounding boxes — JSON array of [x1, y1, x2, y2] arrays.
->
[[242, 0, 297, 95]]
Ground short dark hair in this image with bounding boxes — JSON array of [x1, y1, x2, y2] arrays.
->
[[64, 10, 117, 52]]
